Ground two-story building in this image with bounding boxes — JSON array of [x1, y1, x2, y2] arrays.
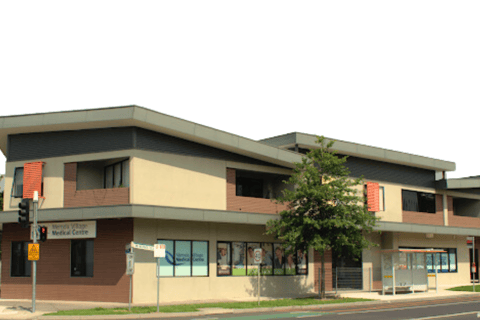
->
[[0, 105, 479, 303]]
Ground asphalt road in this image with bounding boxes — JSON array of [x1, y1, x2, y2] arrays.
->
[[159, 296, 480, 320]]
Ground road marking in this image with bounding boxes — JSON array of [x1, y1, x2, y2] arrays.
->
[[337, 300, 480, 315], [407, 311, 480, 319]]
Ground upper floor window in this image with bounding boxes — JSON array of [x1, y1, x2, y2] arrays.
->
[[104, 160, 129, 188], [235, 169, 290, 199], [12, 167, 24, 198], [402, 190, 436, 213]]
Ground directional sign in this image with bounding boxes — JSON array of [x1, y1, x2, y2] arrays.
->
[[154, 244, 166, 258], [28, 243, 40, 261]]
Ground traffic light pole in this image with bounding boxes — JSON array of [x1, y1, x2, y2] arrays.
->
[[32, 191, 38, 313]]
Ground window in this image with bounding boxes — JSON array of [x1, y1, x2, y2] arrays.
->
[[157, 240, 209, 277], [379, 186, 385, 211], [11, 241, 31, 277], [400, 247, 457, 273], [218, 241, 307, 276], [236, 177, 263, 198], [234, 169, 290, 199], [71, 240, 94, 277], [104, 160, 129, 188], [12, 167, 24, 198], [402, 190, 436, 213]]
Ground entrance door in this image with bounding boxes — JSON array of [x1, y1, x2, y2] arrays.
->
[[469, 248, 478, 282]]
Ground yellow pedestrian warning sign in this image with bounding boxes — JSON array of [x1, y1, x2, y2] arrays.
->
[[28, 243, 40, 261]]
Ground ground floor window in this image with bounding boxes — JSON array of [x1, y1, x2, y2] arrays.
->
[[157, 240, 209, 277], [217, 241, 307, 276], [71, 239, 94, 277], [11, 241, 31, 277], [400, 247, 457, 273]]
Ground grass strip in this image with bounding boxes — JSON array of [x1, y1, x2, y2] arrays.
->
[[447, 285, 480, 292], [44, 297, 372, 316]]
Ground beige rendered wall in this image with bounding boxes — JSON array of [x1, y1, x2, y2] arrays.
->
[[132, 218, 314, 304], [368, 180, 436, 223], [3, 150, 133, 211], [130, 150, 292, 210]]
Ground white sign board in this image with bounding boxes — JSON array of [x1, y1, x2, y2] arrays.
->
[[254, 248, 262, 265], [30, 221, 96, 240], [154, 244, 166, 258], [126, 253, 135, 275]]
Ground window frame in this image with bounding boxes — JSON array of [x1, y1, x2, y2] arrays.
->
[[70, 239, 94, 278], [11, 167, 24, 198], [399, 246, 457, 273], [103, 159, 129, 189], [10, 241, 31, 277], [217, 241, 307, 277], [157, 239, 209, 278], [402, 189, 436, 213]]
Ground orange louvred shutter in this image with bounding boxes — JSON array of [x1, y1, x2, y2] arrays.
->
[[366, 182, 379, 212], [23, 162, 44, 199]]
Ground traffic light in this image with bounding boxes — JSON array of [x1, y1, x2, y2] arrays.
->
[[18, 199, 30, 228], [39, 226, 47, 242]]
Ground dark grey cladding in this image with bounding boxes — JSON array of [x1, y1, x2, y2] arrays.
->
[[8, 127, 286, 168], [8, 127, 135, 162], [341, 155, 436, 188]]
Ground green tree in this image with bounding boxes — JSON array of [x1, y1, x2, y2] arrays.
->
[[266, 136, 378, 299]]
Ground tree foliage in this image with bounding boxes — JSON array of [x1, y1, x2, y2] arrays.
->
[[266, 136, 378, 297]]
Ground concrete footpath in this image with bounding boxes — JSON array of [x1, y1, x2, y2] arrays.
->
[[0, 287, 478, 320]]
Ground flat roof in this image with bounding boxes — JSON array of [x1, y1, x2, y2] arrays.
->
[[0, 105, 302, 168], [260, 132, 456, 172]]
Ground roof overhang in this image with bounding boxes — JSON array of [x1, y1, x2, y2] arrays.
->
[[441, 177, 480, 189], [260, 132, 456, 172], [0, 106, 301, 168], [1, 205, 479, 237]]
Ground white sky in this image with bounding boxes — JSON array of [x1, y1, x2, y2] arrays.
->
[[0, 1, 479, 179]]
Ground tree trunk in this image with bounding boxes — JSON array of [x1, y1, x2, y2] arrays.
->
[[320, 250, 326, 299]]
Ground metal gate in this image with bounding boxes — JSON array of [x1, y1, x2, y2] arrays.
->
[[333, 267, 363, 291]]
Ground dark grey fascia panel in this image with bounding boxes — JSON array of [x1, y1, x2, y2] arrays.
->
[[7, 127, 288, 168]]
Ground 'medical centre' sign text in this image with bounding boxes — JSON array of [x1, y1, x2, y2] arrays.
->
[[30, 221, 96, 240]]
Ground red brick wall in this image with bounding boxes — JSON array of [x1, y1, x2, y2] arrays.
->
[[313, 249, 333, 292], [226, 168, 289, 214], [64, 162, 130, 208], [1, 219, 133, 302], [402, 194, 444, 226]]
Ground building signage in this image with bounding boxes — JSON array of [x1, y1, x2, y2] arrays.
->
[[30, 221, 96, 240]]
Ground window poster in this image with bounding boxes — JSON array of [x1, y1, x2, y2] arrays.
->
[[247, 243, 260, 276], [426, 254, 433, 273], [273, 244, 285, 275], [285, 246, 296, 275], [296, 249, 307, 275], [232, 242, 246, 276], [449, 251, 457, 272], [441, 252, 449, 272], [435, 253, 441, 272], [175, 241, 191, 276], [158, 240, 174, 276], [192, 241, 208, 276], [261, 243, 273, 275], [416, 253, 425, 269], [217, 242, 231, 275]]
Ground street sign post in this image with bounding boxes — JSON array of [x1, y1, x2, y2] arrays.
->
[[154, 244, 166, 312], [254, 248, 262, 305], [126, 253, 134, 311]]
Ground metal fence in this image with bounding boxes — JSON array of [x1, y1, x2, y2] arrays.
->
[[319, 267, 378, 293]]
